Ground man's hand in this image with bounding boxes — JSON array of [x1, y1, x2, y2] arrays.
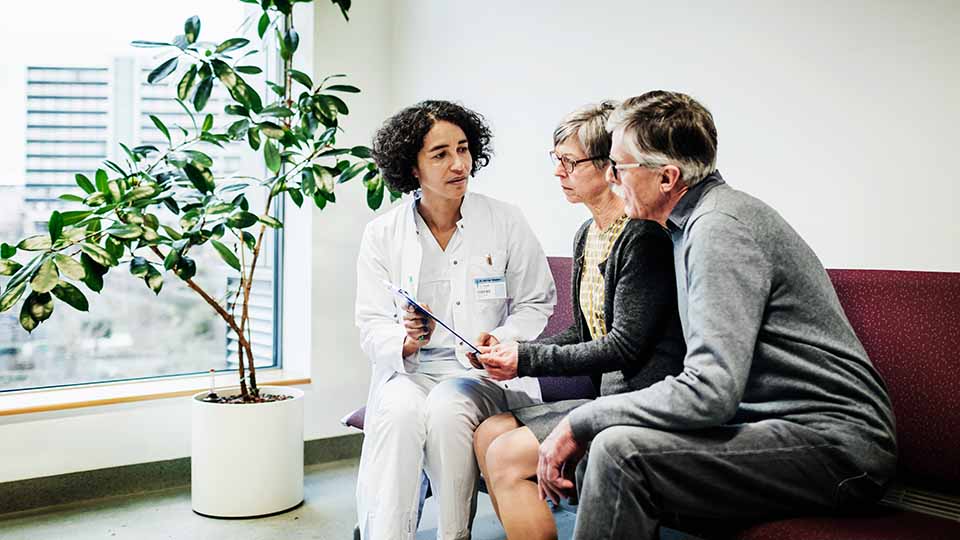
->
[[477, 342, 519, 380], [401, 303, 434, 357], [537, 417, 586, 504], [467, 332, 500, 368]]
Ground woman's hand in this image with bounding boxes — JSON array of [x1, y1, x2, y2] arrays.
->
[[401, 303, 435, 357], [477, 341, 520, 380], [468, 332, 500, 368]]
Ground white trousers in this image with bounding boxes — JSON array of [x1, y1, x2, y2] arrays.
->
[[359, 369, 533, 540]]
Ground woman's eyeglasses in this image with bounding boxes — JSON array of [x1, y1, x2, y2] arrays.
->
[[549, 151, 604, 174]]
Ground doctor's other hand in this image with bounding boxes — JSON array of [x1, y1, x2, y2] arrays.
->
[[402, 303, 435, 357], [478, 342, 519, 380], [467, 332, 500, 368]]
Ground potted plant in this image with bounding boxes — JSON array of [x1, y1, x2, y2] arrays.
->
[[0, 0, 394, 518]]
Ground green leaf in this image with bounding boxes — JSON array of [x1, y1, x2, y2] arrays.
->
[[259, 121, 285, 139], [301, 167, 316, 196], [326, 84, 361, 93], [131, 40, 173, 48], [264, 140, 281, 173], [19, 296, 39, 332], [48, 211, 63, 243], [75, 173, 95, 194], [17, 235, 52, 251], [202, 113, 214, 132], [350, 145, 372, 158], [184, 15, 201, 44], [260, 105, 293, 118], [312, 192, 327, 210], [259, 214, 283, 228], [330, 0, 351, 21], [106, 224, 143, 240], [226, 211, 259, 229], [211, 240, 241, 271], [95, 169, 109, 193], [235, 65, 262, 75], [30, 258, 59, 293], [80, 243, 119, 267], [147, 57, 179, 84], [338, 161, 366, 184], [194, 75, 213, 111], [129, 256, 150, 277], [53, 254, 86, 280], [123, 185, 160, 202], [52, 281, 89, 312], [225, 104, 249, 116], [0, 243, 15, 259], [0, 282, 26, 313], [174, 256, 197, 280], [288, 188, 303, 207], [227, 119, 250, 139], [80, 254, 106, 293], [150, 115, 171, 144], [367, 181, 384, 210], [282, 28, 299, 59], [0, 259, 22, 276], [183, 150, 214, 167], [177, 65, 198, 101], [257, 12, 271, 38], [215, 38, 249, 53], [144, 265, 163, 294], [183, 163, 216, 193], [211, 59, 262, 112], [247, 127, 262, 150], [241, 231, 256, 251], [290, 69, 313, 89]]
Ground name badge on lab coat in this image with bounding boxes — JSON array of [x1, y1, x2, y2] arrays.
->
[[474, 276, 507, 300]]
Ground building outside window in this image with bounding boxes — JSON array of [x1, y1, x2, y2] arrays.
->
[[0, 1, 278, 392]]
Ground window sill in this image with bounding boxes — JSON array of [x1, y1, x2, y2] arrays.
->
[[0, 370, 311, 417]]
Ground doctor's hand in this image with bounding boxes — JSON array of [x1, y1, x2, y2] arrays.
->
[[401, 303, 435, 356], [467, 332, 499, 368], [537, 417, 585, 505], [477, 342, 519, 380]]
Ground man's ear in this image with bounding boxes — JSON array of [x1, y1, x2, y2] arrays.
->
[[660, 165, 682, 194]]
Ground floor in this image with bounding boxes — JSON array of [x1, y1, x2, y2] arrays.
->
[[0, 458, 696, 540]]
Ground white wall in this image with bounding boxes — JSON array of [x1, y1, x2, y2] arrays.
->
[[380, 0, 959, 270], [3, 0, 958, 483]]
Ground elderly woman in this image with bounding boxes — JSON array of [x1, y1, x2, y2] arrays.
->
[[354, 100, 556, 540], [473, 102, 686, 540]]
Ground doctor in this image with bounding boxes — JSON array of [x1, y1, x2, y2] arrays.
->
[[355, 100, 556, 540]]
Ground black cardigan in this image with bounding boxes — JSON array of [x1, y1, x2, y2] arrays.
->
[[517, 218, 686, 396]]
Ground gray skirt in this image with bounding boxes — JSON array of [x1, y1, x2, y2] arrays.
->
[[512, 398, 592, 442]]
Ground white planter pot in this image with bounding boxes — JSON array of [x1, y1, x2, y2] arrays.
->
[[191, 385, 305, 518]]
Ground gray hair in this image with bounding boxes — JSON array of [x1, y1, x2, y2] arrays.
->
[[606, 91, 718, 187], [553, 100, 619, 170]]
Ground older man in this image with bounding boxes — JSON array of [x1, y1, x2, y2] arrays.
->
[[536, 91, 897, 540]]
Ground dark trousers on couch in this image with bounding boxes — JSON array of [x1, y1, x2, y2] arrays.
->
[[572, 420, 889, 540]]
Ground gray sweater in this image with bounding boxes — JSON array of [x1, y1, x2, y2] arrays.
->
[[568, 173, 897, 476], [517, 219, 686, 396]]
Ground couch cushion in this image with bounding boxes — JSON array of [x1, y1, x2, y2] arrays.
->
[[729, 510, 960, 540], [827, 269, 960, 494]]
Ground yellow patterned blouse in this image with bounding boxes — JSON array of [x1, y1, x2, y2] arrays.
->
[[579, 215, 629, 340]]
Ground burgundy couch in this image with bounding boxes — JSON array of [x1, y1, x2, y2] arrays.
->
[[344, 259, 960, 539]]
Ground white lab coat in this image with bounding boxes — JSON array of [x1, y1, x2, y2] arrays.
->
[[354, 191, 556, 537]]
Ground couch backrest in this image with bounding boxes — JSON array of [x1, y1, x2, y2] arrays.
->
[[828, 269, 960, 493]]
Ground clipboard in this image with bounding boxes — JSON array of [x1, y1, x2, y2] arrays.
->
[[383, 280, 483, 355]]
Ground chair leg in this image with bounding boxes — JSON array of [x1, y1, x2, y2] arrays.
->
[[353, 524, 361, 540]]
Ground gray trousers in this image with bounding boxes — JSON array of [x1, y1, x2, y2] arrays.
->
[[573, 420, 887, 540]]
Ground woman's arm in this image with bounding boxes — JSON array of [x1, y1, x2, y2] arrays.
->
[[517, 222, 676, 377], [355, 222, 412, 373]]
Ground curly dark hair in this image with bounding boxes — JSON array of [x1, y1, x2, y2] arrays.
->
[[372, 100, 493, 194]]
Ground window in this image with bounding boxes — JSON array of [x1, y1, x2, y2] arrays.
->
[[0, 1, 279, 392]]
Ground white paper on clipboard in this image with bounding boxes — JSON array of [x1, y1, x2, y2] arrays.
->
[[382, 280, 482, 355]]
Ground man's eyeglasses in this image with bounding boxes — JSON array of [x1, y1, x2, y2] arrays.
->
[[608, 158, 659, 180], [549, 151, 604, 174]]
